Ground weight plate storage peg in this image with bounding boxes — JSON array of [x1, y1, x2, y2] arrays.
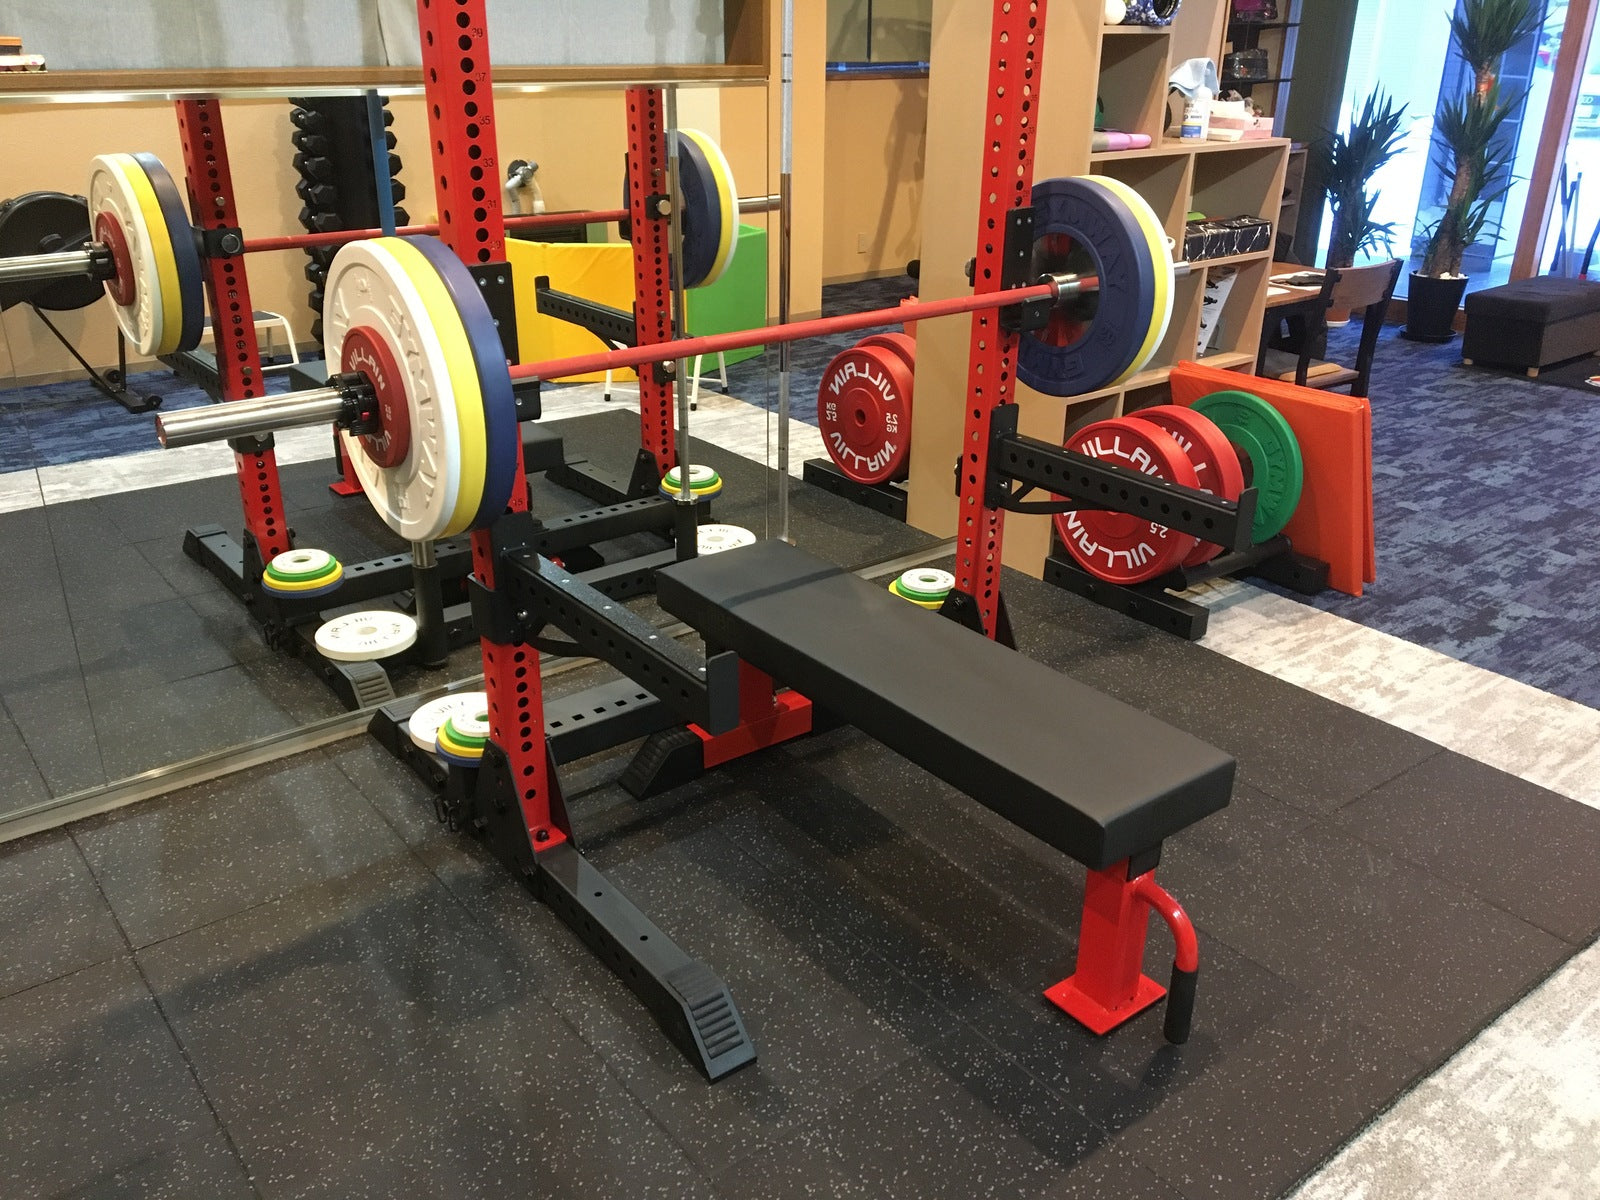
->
[[1054, 416, 1201, 584], [660, 464, 724, 499], [1134, 405, 1246, 566], [1188, 390, 1305, 542], [697, 524, 757, 555], [407, 691, 489, 752], [818, 342, 914, 485], [314, 611, 419, 662]]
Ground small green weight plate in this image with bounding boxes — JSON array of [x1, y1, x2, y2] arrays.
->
[[265, 548, 339, 582], [441, 715, 488, 750], [1189, 390, 1304, 541], [894, 567, 954, 603]]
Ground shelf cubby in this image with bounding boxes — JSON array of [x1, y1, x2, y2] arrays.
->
[[1190, 144, 1286, 222], [1091, 152, 1193, 247], [1093, 29, 1171, 147]]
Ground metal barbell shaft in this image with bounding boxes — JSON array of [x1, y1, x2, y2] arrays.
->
[[0, 249, 99, 286], [155, 386, 349, 449]]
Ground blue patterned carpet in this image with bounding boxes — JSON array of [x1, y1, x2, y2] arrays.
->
[[1292, 324, 1600, 709], [0, 366, 290, 473]]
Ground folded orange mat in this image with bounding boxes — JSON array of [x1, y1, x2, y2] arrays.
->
[[1169, 362, 1374, 596]]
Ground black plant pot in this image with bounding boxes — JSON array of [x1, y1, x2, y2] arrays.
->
[[1402, 272, 1469, 343]]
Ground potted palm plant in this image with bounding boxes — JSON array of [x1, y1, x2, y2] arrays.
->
[[1404, 0, 1541, 342], [1319, 89, 1408, 322]]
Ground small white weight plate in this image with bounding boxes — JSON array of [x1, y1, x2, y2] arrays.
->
[[325, 240, 464, 542], [697, 524, 757, 555], [897, 567, 955, 597], [87, 155, 164, 356], [665, 464, 719, 488], [268, 548, 336, 578], [450, 707, 491, 740], [406, 690, 489, 751], [314, 610, 419, 663]]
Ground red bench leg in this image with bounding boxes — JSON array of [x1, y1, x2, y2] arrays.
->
[[693, 662, 812, 768], [1045, 861, 1201, 1044]]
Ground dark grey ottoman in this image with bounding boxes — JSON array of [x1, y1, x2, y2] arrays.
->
[[1462, 277, 1600, 377]]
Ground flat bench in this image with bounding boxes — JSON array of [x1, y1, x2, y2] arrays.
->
[[657, 541, 1235, 1041]]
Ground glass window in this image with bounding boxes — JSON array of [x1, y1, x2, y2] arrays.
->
[[1538, 8, 1600, 274], [827, 0, 931, 68], [1330, 0, 1566, 297]]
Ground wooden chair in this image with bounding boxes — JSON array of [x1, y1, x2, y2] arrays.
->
[[1258, 258, 1402, 397]]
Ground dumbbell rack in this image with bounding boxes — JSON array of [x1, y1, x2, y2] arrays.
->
[[163, 73, 704, 711]]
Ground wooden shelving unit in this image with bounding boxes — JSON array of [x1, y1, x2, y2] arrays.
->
[[1220, 1, 1301, 133], [909, 0, 1291, 577]]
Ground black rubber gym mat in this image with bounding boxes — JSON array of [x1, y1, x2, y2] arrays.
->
[[2, 533, 1596, 1195], [0, 407, 938, 806]]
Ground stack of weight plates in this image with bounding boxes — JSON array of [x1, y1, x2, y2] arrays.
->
[[85, 152, 204, 356], [259, 548, 344, 598], [1053, 391, 1304, 584], [660, 464, 724, 500], [321, 235, 519, 542], [888, 566, 955, 610]]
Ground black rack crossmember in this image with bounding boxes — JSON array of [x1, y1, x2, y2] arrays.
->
[[985, 406, 1258, 554], [534, 276, 638, 347]]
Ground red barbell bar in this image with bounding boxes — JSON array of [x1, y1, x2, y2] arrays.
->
[[507, 274, 1100, 382]]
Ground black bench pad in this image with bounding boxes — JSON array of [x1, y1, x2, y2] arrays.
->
[[656, 542, 1234, 870]]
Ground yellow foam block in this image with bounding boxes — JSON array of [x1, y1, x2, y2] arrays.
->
[[507, 239, 639, 384]]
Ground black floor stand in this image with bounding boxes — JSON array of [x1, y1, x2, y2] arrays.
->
[[369, 703, 756, 1082], [802, 457, 908, 522], [31, 309, 160, 413], [1043, 535, 1331, 640]]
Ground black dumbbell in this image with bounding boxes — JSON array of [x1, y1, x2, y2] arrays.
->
[[294, 154, 335, 183], [310, 317, 323, 342], [306, 245, 339, 267], [290, 107, 327, 133], [391, 206, 409, 227], [304, 261, 328, 286], [388, 179, 407, 203], [307, 286, 325, 310], [296, 178, 338, 207], [298, 206, 342, 234], [388, 153, 402, 176], [292, 130, 330, 156]]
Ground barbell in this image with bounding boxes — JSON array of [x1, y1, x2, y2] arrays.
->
[[0, 132, 771, 359], [157, 176, 1184, 547]]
